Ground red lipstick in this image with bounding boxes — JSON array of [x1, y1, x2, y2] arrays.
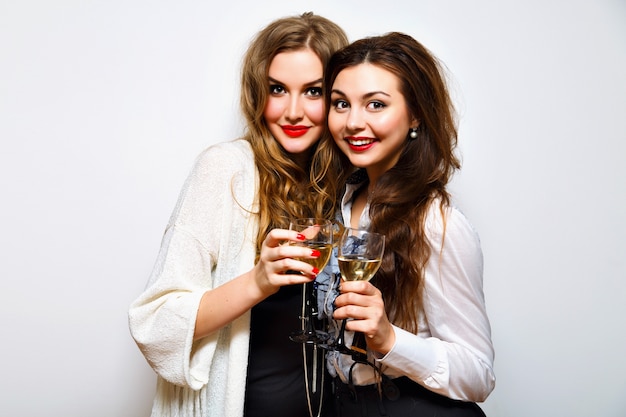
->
[[346, 136, 375, 152], [282, 125, 309, 138]]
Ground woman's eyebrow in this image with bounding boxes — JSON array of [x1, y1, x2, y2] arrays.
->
[[268, 76, 323, 86], [331, 89, 391, 98]]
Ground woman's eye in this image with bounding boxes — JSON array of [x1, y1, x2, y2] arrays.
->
[[305, 87, 323, 97], [332, 99, 349, 110], [269, 84, 285, 95], [367, 101, 386, 110]]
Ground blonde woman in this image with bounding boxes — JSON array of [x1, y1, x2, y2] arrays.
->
[[129, 12, 348, 417]]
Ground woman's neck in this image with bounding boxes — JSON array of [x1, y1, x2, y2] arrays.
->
[[350, 183, 369, 229]]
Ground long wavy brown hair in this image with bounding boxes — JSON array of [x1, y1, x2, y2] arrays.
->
[[239, 12, 348, 255], [323, 32, 460, 333]]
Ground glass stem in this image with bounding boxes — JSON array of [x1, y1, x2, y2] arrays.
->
[[303, 281, 315, 336], [335, 319, 347, 350]]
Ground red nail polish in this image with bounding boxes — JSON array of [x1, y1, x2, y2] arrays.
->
[[312, 267, 319, 275], [311, 249, 321, 257], [296, 233, 306, 241]]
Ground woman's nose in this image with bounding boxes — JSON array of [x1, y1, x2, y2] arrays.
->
[[285, 96, 304, 122], [346, 109, 365, 132]]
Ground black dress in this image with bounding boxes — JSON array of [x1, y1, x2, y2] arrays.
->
[[244, 284, 331, 417]]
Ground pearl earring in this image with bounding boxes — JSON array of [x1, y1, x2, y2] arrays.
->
[[409, 128, 418, 139]]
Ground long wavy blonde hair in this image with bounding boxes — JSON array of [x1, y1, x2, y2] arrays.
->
[[240, 12, 349, 255]]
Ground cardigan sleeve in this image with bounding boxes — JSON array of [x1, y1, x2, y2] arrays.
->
[[128, 140, 257, 390]]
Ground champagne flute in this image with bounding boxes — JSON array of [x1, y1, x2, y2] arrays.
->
[[288, 218, 333, 344], [332, 227, 385, 360]]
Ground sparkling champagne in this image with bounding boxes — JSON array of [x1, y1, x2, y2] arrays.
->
[[338, 255, 382, 282], [297, 242, 332, 271]]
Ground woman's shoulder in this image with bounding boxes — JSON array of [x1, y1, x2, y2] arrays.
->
[[176, 138, 256, 197], [196, 138, 253, 165], [425, 197, 481, 243], [172, 139, 257, 221], [190, 139, 255, 177]]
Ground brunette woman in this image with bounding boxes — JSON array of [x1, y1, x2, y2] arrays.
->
[[321, 32, 495, 416]]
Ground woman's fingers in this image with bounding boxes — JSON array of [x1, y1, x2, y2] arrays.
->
[[257, 229, 321, 285], [333, 281, 387, 327], [334, 281, 379, 306], [263, 228, 307, 247]]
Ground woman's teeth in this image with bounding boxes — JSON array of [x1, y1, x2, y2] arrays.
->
[[348, 138, 373, 146]]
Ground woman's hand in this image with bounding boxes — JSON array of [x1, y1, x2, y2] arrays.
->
[[194, 228, 320, 340], [333, 280, 396, 354], [252, 228, 321, 296]]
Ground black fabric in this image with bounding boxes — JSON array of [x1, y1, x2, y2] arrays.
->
[[244, 284, 331, 417], [331, 376, 486, 417]]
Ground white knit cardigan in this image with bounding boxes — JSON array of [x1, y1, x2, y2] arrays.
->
[[129, 139, 259, 417]]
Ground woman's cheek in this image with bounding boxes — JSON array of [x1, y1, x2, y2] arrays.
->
[[328, 114, 343, 140], [305, 101, 325, 126], [263, 98, 283, 123]]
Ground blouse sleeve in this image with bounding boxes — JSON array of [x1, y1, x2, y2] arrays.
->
[[377, 204, 496, 402], [128, 141, 254, 390]]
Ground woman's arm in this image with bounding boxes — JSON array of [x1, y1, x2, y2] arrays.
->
[[193, 229, 320, 340], [377, 205, 495, 401], [128, 141, 319, 387], [333, 205, 495, 401]]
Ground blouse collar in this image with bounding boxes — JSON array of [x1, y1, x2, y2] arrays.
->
[[341, 170, 371, 230]]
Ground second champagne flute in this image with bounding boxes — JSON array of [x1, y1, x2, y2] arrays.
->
[[333, 227, 385, 360]]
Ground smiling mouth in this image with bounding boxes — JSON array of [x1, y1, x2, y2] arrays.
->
[[347, 137, 374, 146], [282, 126, 309, 138], [346, 136, 376, 150]]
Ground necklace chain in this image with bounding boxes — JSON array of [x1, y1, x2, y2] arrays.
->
[[300, 284, 324, 417]]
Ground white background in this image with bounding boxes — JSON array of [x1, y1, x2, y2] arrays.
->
[[1, 1, 625, 416]]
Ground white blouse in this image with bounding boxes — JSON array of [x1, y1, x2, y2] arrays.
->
[[324, 181, 496, 402]]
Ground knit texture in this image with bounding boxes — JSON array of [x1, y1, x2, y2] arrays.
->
[[129, 139, 259, 417]]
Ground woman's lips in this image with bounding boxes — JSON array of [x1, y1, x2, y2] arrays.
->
[[346, 136, 375, 151], [282, 125, 309, 138]]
